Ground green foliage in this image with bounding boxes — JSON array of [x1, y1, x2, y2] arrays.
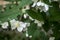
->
[[31, 29, 49, 40], [27, 9, 44, 21], [28, 22, 37, 35], [0, 0, 32, 22], [0, 0, 60, 40], [49, 1, 60, 21]]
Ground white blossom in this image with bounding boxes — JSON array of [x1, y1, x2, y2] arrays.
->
[[1, 22, 8, 29], [32, 1, 49, 12], [10, 19, 18, 30], [37, 1, 49, 12], [10, 19, 29, 32], [37, 1, 44, 6], [43, 4, 49, 12], [17, 22, 28, 32]]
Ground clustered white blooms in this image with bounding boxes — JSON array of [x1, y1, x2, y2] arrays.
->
[[32, 1, 49, 12], [1, 19, 30, 32], [10, 19, 30, 32]]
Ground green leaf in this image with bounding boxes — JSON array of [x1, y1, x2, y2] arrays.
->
[[49, 2, 60, 21], [31, 30, 49, 40], [27, 9, 43, 21], [0, 0, 32, 22], [43, 0, 50, 4], [11, 0, 32, 8], [28, 22, 37, 35], [51, 21, 60, 40], [0, 4, 20, 22]]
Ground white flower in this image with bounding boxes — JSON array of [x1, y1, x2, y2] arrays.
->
[[37, 1, 49, 12], [10, 19, 28, 32], [37, 1, 45, 6], [32, 1, 49, 12], [43, 4, 49, 12], [1, 22, 8, 29], [10, 19, 18, 30], [17, 22, 27, 32]]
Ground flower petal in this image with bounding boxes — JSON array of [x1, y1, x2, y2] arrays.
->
[[37, 2, 44, 6], [17, 26, 23, 32], [44, 4, 49, 12], [10, 19, 19, 30], [19, 22, 27, 28]]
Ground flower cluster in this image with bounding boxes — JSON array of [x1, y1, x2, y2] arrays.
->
[[32, 1, 49, 12], [1, 19, 30, 32]]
